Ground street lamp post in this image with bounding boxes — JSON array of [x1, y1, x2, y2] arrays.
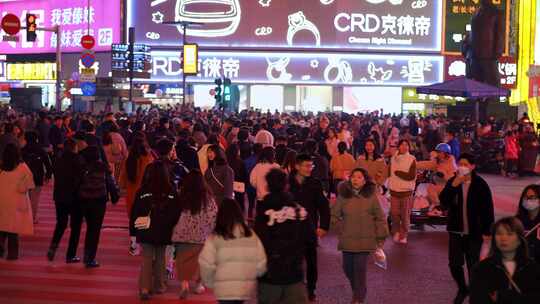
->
[[162, 21, 203, 106]]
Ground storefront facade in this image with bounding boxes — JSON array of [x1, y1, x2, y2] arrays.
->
[[127, 0, 447, 114]]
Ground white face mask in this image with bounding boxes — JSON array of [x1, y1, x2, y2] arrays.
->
[[458, 166, 471, 176], [523, 199, 540, 211]]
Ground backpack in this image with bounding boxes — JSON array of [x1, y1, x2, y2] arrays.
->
[[23, 149, 45, 182], [79, 163, 108, 200]]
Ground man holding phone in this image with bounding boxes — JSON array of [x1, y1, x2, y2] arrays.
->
[[439, 153, 495, 304]]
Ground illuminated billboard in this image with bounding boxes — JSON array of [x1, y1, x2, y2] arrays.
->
[[148, 50, 444, 86], [128, 0, 442, 52], [443, 0, 509, 54], [0, 0, 121, 54]]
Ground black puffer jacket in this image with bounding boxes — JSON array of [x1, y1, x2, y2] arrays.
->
[[288, 174, 331, 242], [130, 189, 182, 245], [53, 151, 82, 203], [470, 257, 540, 304], [254, 191, 311, 285]]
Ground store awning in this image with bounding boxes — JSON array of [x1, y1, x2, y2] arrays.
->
[[416, 77, 511, 99]]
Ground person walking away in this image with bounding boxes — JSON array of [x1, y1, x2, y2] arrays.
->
[[387, 140, 417, 244], [49, 116, 66, 162], [245, 143, 262, 220], [0, 144, 35, 260], [0, 122, 20, 157], [102, 125, 128, 182], [470, 217, 540, 304], [439, 153, 495, 304], [255, 169, 311, 304], [199, 199, 267, 304], [172, 170, 218, 299], [504, 130, 520, 178], [330, 142, 355, 196], [281, 149, 297, 175], [78, 146, 119, 268], [120, 132, 154, 256], [176, 130, 200, 171], [356, 139, 387, 189], [303, 139, 330, 197], [288, 154, 331, 302], [250, 146, 281, 208], [226, 144, 249, 213], [21, 131, 52, 224], [152, 138, 189, 191], [47, 138, 83, 263], [130, 161, 182, 300], [516, 184, 540, 263], [333, 168, 389, 304], [518, 124, 538, 176], [205, 144, 234, 205]]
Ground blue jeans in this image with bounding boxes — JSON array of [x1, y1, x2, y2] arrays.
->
[[342, 252, 370, 302]]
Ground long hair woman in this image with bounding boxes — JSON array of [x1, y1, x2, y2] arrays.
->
[[0, 144, 35, 260], [130, 161, 182, 300], [205, 144, 234, 205], [172, 170, 219, 299], [120, 132, 154, 255], [470, 217, 540, 304], [199, 199, 267, 304], [226, 143, 249, 213], [249, 146, 281, 204], [356, 139, 387, 188]]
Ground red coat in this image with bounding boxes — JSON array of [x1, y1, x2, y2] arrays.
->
[[504, 135, 520, 160]]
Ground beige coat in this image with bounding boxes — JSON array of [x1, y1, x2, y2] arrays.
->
[[0, 163, 35, 235], [330, 153, 356, 180], [355, 156, 387, 186]]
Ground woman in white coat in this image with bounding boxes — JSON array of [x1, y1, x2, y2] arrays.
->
[[199, 198, 267, 304], [0, 144, 35, 260]]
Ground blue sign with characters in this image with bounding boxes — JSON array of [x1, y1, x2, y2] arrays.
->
[[81, 82, 96, 96]]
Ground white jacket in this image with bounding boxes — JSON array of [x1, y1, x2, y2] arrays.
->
[[199, 227, 267, 301], [249, 162, 281, 201], [388, 152, 416, 192]]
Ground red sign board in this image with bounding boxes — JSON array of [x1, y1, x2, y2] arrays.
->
[[444, 55, 517, 89], [80, 35, 95, 50], [1, 14, 21, 36]]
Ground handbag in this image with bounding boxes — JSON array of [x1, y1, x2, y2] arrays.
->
[[134, 210, 152, 230]]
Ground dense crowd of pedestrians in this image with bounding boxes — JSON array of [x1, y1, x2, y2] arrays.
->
[[0, 105, 539, 303]]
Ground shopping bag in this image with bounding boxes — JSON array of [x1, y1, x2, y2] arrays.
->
[[373, 247, 387, 270]]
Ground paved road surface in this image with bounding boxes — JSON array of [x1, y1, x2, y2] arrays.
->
[[0, 175, 536, 304]]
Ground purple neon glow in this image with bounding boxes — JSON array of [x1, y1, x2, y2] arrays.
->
[[0, 0, 120, 54]]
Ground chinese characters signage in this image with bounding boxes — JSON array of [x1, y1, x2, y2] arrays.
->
[[444, 55, 517, 89], [7, 62, 56, 80], [128, 0, 442, 52], [444, 0, 508, 54], [402, 87, 461, 104], [149, 50, 444, 86], [0, 0, 120, 54]]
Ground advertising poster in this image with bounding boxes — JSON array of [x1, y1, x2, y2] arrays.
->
[[443, 0, 508, 54], [128, 0, 442, 52], [0, 0, 121, 54]]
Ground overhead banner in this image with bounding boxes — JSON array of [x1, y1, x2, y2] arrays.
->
[[148, 50, 444, 86], [443, 0, 508, 54], [128, 0, 442, 52], [0, 0, 121, 54]]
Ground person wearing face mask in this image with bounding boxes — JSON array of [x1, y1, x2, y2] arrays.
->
[[470, 217, 540, 304], [439, 153, 495, 304], [516, 184, 540, 263], [332, 168, 388, 304]]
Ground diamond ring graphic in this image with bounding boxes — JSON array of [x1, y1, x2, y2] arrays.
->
[[324, 58, 353, 84], [175, 0, 241, 37], [287, 12, 321, 46], [266, 57, 293, 82]]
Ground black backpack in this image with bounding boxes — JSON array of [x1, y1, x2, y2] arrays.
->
[[23, 148, 45, 183], [79, 163, 107, 200]]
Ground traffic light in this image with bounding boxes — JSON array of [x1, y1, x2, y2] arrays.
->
[[214, 78, 222, 105], [223, 78, 232, 103], [26, 14, 37, 42]]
